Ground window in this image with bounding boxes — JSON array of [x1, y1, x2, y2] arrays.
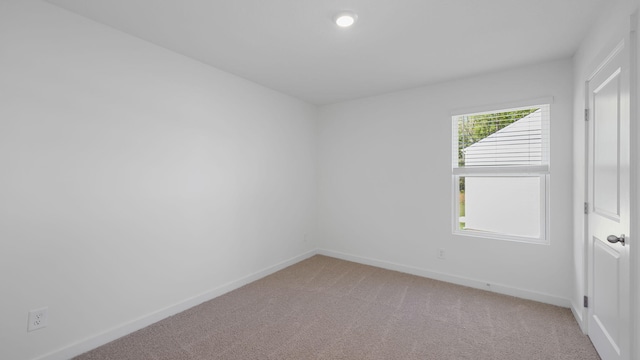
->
[[452, 100, 551, 243]]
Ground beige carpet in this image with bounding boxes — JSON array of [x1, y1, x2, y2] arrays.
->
[[74, 255, 600, 360]]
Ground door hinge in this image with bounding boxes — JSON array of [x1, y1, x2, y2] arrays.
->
[[584, 295, 589, 308], [584, 108, 589, 121], [584, 202, 589, 214]]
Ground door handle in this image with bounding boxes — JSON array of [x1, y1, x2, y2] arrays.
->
[[607, 234, 625, 246]]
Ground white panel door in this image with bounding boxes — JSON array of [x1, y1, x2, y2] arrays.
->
[[587, 39, 632, 360]]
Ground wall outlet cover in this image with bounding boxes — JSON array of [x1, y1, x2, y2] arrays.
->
[[28, 307, 48, 332]]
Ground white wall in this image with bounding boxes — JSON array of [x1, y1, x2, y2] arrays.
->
[[318, 59, 574, 305], [571, 0, 639, 331], [0, 1, 317, 359]]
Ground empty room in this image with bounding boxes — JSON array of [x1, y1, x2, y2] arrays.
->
[[1, 0, 639, 359]]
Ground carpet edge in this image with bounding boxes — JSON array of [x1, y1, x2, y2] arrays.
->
[[317, 248, 572, 308]]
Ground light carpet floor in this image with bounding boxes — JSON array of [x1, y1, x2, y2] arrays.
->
[[74, 255, 600, 360]]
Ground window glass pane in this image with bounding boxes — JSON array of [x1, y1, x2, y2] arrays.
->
[[459, 176, 541, 238]]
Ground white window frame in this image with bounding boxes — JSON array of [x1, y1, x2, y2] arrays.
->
[[451, 98, 552, 244]]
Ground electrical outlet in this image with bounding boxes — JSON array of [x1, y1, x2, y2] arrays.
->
[[28, 307, 48, 332], [437, 248, 446, 260]]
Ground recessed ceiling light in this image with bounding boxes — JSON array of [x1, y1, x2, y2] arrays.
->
[[334, 11, 357, 28]]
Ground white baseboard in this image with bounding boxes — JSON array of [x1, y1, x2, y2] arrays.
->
[[38, 248, 576, 360], [571, 301, 587, 334], [36, 250, 317, 360], [317, 249, 572, 308]]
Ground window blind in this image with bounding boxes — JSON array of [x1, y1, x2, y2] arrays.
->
[[453, 105, 550, 173]]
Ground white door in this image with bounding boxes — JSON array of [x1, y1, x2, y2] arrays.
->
[[586, 38, 632, 360]]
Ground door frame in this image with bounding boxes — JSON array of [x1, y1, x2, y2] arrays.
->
[[631, 12, 639, 360], [582, 13, 638, 360]]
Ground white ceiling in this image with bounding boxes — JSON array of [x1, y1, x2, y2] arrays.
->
[[48, 0, 608, 105]]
